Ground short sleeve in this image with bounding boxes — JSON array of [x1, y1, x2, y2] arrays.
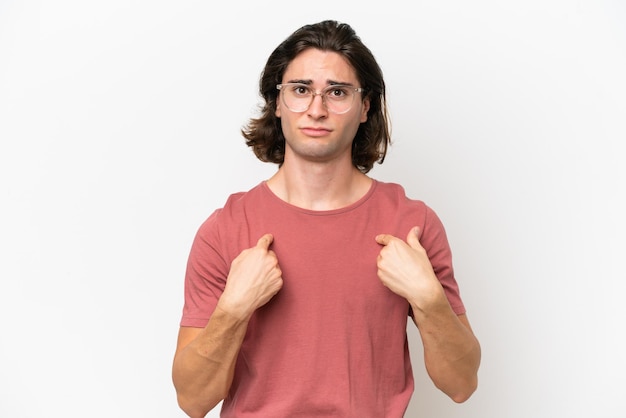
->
[[180, 210, 230, 327], [420, 205, 466, 315]]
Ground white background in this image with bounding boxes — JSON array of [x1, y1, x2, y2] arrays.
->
[[1, 1, 625, 417]]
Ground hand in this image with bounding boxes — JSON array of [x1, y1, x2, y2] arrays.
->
[[218, 234, 283, 320], [375, 227, 444, 309]]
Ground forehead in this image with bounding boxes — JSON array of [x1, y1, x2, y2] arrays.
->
[[283, 48, 359, 84]]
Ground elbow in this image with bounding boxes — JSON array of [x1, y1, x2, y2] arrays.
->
[[180, 408, 208, 418], [450, 380, 477, 403], [176, 394, 207, 418], [173, 375, 226, 418], [449, 376, 478, 403], [448, 340, 481, 403], [172, 362, 226, 417], [176, 393, 222, 418]]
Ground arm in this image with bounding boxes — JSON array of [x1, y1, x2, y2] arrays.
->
[[172, 314, 248, 417], [411, 305, 480, 402], [375, 227, 481, 403], [172, 234, 283, 418]]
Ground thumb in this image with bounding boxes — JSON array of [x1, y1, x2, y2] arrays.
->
[[406, 226, 421, 249], [256, 233, 274, 250], [375, 233, 393, 246]]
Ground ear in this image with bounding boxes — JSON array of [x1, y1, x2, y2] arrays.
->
[[275, 100, 282, 118], [360, 97, 370, 123]]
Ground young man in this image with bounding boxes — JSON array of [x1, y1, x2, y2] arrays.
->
[[172, 20, 481, 418]]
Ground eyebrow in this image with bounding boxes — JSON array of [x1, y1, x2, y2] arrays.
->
[[285, 79, 356, 86]]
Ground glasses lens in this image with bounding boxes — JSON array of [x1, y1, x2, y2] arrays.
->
[[323, 86, 356, 114], [280, 84, 358, 114], [282, 84, 311, 112]]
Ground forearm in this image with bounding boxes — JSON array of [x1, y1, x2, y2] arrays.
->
[[172, 306, 249, 417], [412, 295, 481, 403]]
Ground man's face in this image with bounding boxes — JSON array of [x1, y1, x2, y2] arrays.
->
[[276, 48, 370, 166]]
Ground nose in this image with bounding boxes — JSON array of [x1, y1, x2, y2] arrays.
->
[[307, 92, 328, 117]]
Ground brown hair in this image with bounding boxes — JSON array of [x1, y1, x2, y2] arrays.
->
[[241, 20, 391, 173]]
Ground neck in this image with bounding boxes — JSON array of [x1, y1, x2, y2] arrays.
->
[[266, 160, 372, 211]]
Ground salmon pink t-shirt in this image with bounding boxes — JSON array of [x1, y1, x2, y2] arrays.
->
[[181, 180, 465, 417]]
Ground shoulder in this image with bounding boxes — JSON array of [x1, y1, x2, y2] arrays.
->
[[220, 183, 260, 210], [371, 180, 446, 233], [203, 182, 266, 222], [194, 183, 264, 238], [372, 180, 429, 213]]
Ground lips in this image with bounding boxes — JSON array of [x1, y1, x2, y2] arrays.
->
[[300, 126, 331, 137]]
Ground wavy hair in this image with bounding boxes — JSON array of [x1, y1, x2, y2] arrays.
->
[[241, 20, 391, 173]]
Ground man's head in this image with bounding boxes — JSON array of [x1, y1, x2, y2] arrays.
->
[[242, 20, 391, 173]]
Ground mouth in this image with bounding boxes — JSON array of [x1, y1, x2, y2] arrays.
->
[[300, 126, 331, 137]]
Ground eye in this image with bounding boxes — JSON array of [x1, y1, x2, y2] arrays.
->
[[292, 84, 311, 96], [326, 86, 349, 99]]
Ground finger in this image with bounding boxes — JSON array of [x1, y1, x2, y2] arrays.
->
[[256, 233, 274, 250], [375, 233, 395, 246], [406, 226, 421, 249]]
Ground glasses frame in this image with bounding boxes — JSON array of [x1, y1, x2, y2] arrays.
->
[[276, 83, 365, 115]]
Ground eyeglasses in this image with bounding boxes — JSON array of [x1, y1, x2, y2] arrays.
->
[[276, 83, 365, 115]]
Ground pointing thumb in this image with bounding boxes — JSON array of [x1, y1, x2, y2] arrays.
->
[[256, 233, 274, 250], [406, 226, 421, 249]]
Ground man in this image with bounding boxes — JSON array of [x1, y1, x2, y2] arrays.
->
[[172, 20, 481, 418]]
